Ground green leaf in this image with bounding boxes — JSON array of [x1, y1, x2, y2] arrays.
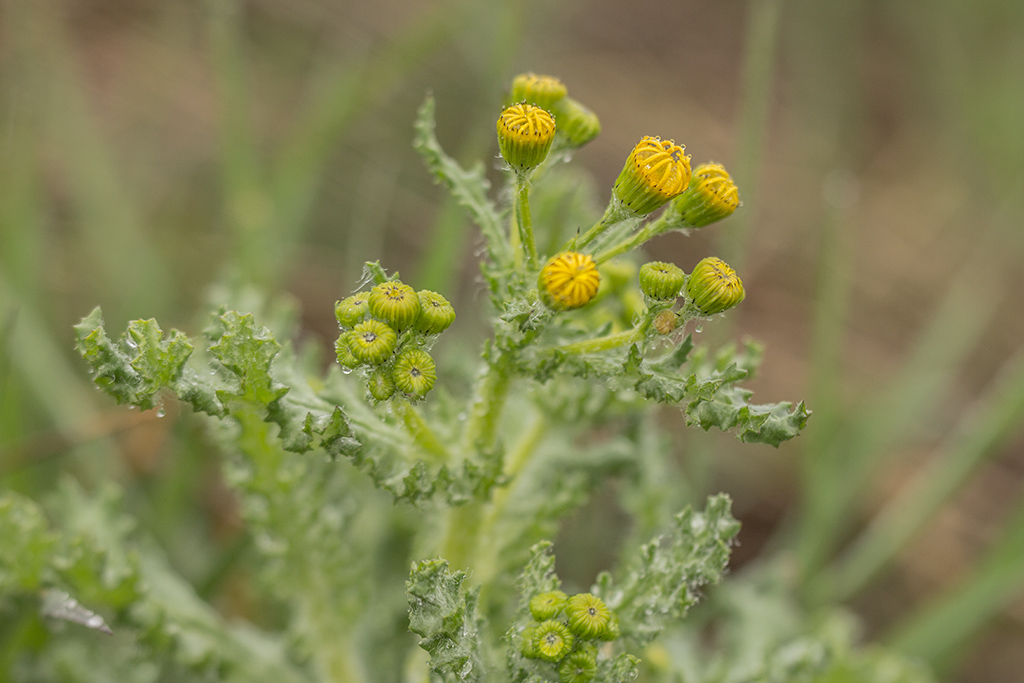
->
[[595, 494, 740, 647], [407, 558, 485, 683], [414, 94, 510, 268]]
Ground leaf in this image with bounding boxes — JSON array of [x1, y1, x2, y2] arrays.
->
[[414, 94, 510, 268], [407, 558, 485, 683], [595, 494, 740, 647]]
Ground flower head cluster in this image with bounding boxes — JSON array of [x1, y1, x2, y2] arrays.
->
[[520, 590, 618, 682], [335, 277, 454, 401]]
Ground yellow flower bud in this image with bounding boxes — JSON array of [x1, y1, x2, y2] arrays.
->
[[497, 103, 556, 174], [539, 252, 601, 310], [686, 257, 744, 315], [613, 136, 691, 215], [510, 72, 568, 110], [671, 162, 740, 227], [368, 281, 421, 331]]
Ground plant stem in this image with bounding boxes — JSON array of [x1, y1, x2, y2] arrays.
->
[[595, 216, 669, 265], [555, 323, 648, 355], [572, 202, 621, 252], [515, 174, 538, 269], [392, 398, 451, 464], [461, 352, 513, 455]]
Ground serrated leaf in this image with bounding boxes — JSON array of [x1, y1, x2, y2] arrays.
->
[[596, 494, 740, 647], [407, 558, 484, 682], [414, 94, 510, 268], [209, 311, 289, 407]]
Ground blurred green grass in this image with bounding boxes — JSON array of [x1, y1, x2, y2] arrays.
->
[[2, 0, 1024, 681]]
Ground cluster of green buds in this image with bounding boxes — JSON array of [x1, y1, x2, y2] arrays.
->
[[639, 256, 745, 332], [519, 590, 618, 683], [334, 278, 455, 401]]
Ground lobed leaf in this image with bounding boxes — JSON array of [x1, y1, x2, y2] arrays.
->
[[407, 558, 485, 683]]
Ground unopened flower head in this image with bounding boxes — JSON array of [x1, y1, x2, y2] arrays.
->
[[334, 336, 360, 369], [497, 103, 556, 174], [365, 367, 396, 402], [557, 649, 598, 683], [347, 320, 398, 365], [510, 72, 568, 110], [686, 257, 745, 316], [335, 293, 370, 328], [540, 252, 601, 310], [533, 620, 574, 662], [564, 593, 611, 640], [415, 290, 456, 335], [529, 590, 568, 621], [613, 136, 692, 215], [639, 261, 686, 301], [671, 162, 740, 228], [653, 309, 679, 335], [392, 348, 437, 397], [551, 97, 601, 149], [368, 281, 421, 331]]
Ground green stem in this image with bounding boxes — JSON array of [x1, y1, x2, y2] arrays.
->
[[515, 174, 538, 269], [595, 215, 670, 264], [556, 323, 649, 355], [393, 398, 451, 464], [461, 353, 513, 455], [572, 202, 622, 252]]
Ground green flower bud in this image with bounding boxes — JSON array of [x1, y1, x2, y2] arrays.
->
[[335, 293, 370, 327], [510, 72, 568, 110], [613, 136, 691, 215], [365, 367, 396, 402], [653, 309, 679, 335], [670, 162, 740, 228], [599, 612, 620, 641], [416, 290, 456, 334], [639, 261, 686, 300], [335, 335, 360, 369], [686, 257, 745, 316], [497, 103, 556, 174], [520, 625, 540, 659], [529, 590, 568, 621], [533, 620, 574, 662], [392, 348, 437, 397], [347, 320, 398, 365], [557, 649, 598, 683], [368, 281, 421, 331], [552, 97, 601, 149], [564, 593, 611, 640]]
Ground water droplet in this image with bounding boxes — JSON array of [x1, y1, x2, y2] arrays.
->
[[155, 406, 166, 418], [341, 367, 353, 375], [85, 615, 104, 628], [694, 325, 703, 333]]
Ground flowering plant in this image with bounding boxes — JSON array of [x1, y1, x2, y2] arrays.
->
[[3, 74, 942, 683]]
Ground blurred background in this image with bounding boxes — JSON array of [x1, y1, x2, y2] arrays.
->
[[2, 0, 1023, 681]]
